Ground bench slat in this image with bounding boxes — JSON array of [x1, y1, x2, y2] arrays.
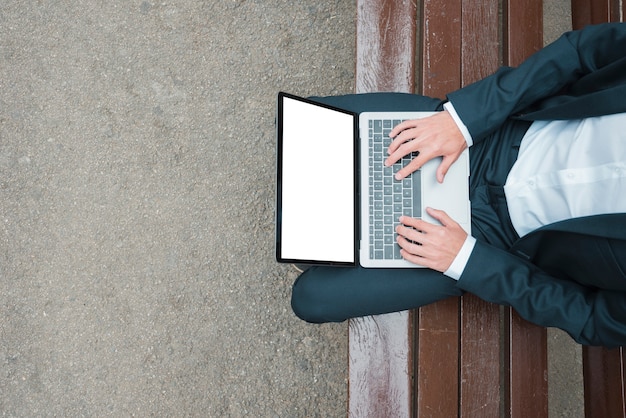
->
[[416, 299, 460, 416], [505, 310, 549, 417], [457, 1, 503, 416], [460, 298, 501, 416], [350, 1, 417, 416], [571, 0, 622, 29], [417, 0, 463, 415], [349, 315, 414, 417], [502, 1, 549, 417], [504, 0, 544, 69], [355, 0, 417, 93], [571, 4, 625, 418], [583, 347, 626, 417]]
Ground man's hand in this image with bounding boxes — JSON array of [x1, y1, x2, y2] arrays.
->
[[385, 110, 467, 183], [395, 208, 467, 273]]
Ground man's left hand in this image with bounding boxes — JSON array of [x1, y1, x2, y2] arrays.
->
[[396, 208, 468, 273]]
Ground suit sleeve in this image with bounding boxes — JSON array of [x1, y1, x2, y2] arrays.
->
[[447, 22, 626, 142], [457, 240, 626, 347]]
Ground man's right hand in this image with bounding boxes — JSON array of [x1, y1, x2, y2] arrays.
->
[[385, 110, 467, 183]]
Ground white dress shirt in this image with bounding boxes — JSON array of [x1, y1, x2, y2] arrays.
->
[[441, 103, 626, 279]]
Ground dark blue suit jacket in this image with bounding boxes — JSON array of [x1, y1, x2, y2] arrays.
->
[[447, 23, 626, 347]]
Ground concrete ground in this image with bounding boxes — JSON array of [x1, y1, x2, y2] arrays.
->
[[0, 0, 582, 417]]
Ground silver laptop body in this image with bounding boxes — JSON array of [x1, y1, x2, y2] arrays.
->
[[358, 111, 470, 268], [276, 93, 470, 269]]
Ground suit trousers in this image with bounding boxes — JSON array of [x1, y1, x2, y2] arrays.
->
[[291, 93, 532, 323]]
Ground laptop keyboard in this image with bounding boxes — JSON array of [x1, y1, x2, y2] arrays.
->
[[368, 119, 421, 260]]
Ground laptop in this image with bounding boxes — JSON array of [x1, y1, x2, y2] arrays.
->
[[276, 92, 470, 268]]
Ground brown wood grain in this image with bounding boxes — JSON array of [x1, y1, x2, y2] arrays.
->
[[356, 0, 417, 93], [350, 1, 417, 417], [572, 3, 625, 417], [420, 0, 462, 98], [457, 1, 503, 416], [349, 314, 414, 417], [571, 0, 622, 29], [583, 346, 626, 417], [460, 0, 500, 85], [504, 308, 548, 418], [416, 298, 460, 417], [504, 0, 543, 70], [502, 2, 549, 417], [460, 297, 501, 417], [417, 0, 463, 415], [574, 13, 626, 418]]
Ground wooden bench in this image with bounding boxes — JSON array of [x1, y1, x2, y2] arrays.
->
[[350, 0, 625, 417], [573, 3, 626, 418]]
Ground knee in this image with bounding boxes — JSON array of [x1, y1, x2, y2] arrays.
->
[[291, 270, 342, 324]]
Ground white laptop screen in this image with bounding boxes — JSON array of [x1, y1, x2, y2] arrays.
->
[[277, 94, 357, 264]]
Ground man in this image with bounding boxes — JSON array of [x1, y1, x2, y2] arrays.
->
[[290, 22, 626, 347]]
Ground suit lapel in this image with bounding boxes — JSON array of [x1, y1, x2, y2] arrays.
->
[[510, 214, 626, 260], [518, 84, 626, 120], [517, 56, 626, 121]]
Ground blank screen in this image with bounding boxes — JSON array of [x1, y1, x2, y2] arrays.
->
[[278, 96, 356, 263]]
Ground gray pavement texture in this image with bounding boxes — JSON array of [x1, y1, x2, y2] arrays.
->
[[0, 0, 584, 417], [1, 1, 353, 416]]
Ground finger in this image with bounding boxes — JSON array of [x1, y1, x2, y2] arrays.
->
[[424, 207, 455, 227], [398, 216, 436, 234], [389, 120, 416, 139], [384, 145, 408, 167], [435, 155, 458, 183], [398, 215, 419, 227], [396, 235, 425, 255], [388, 122, 428, 155], [399, 249, 430, 268], [385, 138, 421, 168], [395, 224, 422, 243], [397, 238, 436, 269], [393, 153, 430, 180], [386, 129, 416, 156]]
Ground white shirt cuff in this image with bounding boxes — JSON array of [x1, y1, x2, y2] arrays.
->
[[443, 101, 473, 147], [443, 235, 477, 280]]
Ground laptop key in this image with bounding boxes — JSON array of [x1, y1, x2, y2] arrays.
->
[[412, 169, 422, 217]]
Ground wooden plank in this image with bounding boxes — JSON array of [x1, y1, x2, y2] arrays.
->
[[416, 0, 462, 416], [460, 297, 501, 417], [583, 346, 626, 418], [571, 0, 622, 29], [350, 1, 417, 416], [457, 1, 503, 416], [504, 308, 548, 418], [460, 0, 500, 85], [416, 298, 460, 417], [573, 7, 626, 417], [502, 2, 549, 417], [420, 0, 462, 98], [356, 0, 417, 93], [504, 0, 544, 69], [349, 314, 414, 417]]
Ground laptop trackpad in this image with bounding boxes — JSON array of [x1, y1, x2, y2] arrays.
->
[[420, 153, 470, 229]]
